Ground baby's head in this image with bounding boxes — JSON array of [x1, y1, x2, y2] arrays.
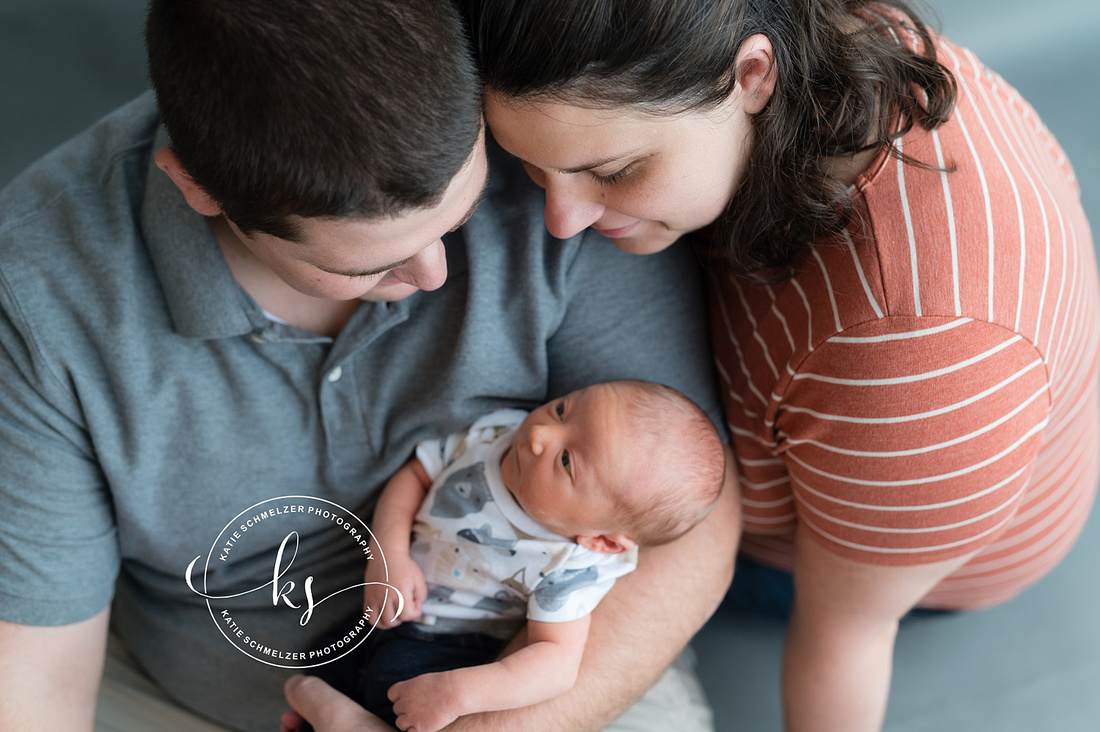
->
[[499, 380, 724, 554]]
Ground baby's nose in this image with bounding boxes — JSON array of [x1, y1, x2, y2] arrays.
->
[[528, 425, 551, 456]]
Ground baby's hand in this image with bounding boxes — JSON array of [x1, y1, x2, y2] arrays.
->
[[363, 553, 426, 629], [388, 671, 464, 732]]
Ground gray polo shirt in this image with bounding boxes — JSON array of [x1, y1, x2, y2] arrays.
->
[[0, 93, 723, 731]]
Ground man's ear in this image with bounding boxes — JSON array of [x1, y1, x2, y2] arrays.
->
[[154, 147, 223, 217], [576, 533, 637, 555], [735, 33, 777, 114]]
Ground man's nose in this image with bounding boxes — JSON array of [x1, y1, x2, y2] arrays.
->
[[392, 239, 448, 291], [542, 175, 605, 240]]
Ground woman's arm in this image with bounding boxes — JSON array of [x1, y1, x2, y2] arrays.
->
[[783, 532, 975, 732]]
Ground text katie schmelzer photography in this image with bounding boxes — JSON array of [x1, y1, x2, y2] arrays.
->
[[183, 496, 404, 669]]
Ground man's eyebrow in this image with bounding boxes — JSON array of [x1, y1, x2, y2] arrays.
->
[[315, 258, 411, 279], [312, 175, 489, 279]]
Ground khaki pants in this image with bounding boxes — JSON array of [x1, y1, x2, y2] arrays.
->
[[95, 634, 713, 732]]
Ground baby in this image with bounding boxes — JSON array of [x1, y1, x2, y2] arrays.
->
[[360, 379, 725, 732]]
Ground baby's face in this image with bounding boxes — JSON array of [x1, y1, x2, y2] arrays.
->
[[499, 383, 633, 538]]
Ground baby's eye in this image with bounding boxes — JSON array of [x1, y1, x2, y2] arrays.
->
[[561, 449, 573, 476], [555, 401, 565, 419]]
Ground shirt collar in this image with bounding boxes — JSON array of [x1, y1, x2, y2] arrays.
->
[[141, 127, 263, 340]]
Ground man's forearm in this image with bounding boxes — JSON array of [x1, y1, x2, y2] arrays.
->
[[0, 608, 110, 732], [446, 472, 741, 732]]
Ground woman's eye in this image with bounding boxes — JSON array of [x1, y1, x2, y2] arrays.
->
[[592, 160, 637, 186], [561, 449, 572, 475], [595, 169, 625, 185], [593, 167, 627, 185], [555, 402, 565, 419]]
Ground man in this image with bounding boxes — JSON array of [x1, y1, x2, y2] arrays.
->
[[0, 1, 737, 731]]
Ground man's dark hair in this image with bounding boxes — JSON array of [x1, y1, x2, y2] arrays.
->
[[146, 0, 482, 239]]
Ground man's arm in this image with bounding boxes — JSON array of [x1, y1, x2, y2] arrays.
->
[[447, 451, 740, 731], [0, 607, 110, 731], [388, 616, 590, 732], [782, 531, 975, 732], [286, 452, 740, 732]]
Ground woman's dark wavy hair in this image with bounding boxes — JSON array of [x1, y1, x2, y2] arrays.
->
[[463, 0, 957, 280]]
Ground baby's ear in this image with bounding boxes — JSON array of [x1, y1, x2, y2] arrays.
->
[[576, 534, 636, 555]]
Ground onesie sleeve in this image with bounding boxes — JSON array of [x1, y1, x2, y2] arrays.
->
[[0, 283, 120, 625], [775, 317, 1049, 565], [527, 548, 638, 623]]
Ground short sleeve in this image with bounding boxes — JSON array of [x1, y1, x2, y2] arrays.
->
[[778, 317, 1049, 565], [0, 284, 119, 624], [527, 547, 638, 623]]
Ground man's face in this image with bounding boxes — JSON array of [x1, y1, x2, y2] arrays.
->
[[227, 131, 489, 303]]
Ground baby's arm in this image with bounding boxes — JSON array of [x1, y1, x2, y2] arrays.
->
[[363, 459, 432, 628], [387, 615, 590, 732]]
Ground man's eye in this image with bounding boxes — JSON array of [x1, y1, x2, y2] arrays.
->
[[555, 402, 565, 419], [561, 449, 572, 475]]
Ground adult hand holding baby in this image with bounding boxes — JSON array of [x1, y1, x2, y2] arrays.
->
[[282, 675, 395, 732]]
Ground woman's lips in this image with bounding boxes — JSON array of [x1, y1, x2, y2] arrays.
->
[[593, 220, 640, 239]]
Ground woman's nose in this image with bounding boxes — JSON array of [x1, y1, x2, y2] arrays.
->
[[542, 175, 605, 240]]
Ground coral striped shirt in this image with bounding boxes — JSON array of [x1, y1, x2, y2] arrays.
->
[[707, 35, 1100, 609]]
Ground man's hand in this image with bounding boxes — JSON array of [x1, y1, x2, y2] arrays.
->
[[283, 675, 396, 732], [389, 671, 463, 732], [364, 553, 427, 629]]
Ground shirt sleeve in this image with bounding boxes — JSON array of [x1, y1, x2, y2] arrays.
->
[[777, 317, 1049, 565], [0, 283, 120, 624], [547, 232, 727, 441], [527, 547, 638, 623]]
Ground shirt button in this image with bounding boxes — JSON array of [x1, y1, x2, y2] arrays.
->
[[250, 333, 265, 344], [328, 366, 343, 382]]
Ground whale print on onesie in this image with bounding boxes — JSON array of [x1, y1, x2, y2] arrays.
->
[[429, 463, 493, 519]]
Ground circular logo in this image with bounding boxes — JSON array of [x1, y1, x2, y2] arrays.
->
[[184, 495, 402, 669]]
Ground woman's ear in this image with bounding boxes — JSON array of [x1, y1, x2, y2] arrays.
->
[[154, 147, 224, 217], [735, 33, 777, 114]]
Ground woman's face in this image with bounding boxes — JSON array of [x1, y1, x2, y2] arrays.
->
[[485, 90, 755, 254]]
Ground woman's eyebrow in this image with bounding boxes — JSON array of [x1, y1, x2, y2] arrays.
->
[[447, 175, 490, 233], [498, 146, 642, 175], [558, 151, 638, 174]]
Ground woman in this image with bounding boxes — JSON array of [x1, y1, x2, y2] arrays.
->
[[464, 1, 1100, 730]]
